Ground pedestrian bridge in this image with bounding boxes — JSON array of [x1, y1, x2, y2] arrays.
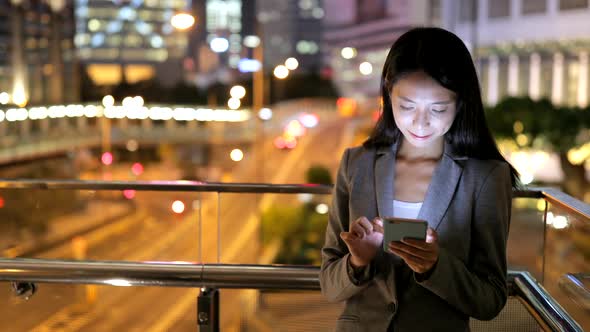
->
[[0, 180, 587, 331], [0, 103, 255, 164]]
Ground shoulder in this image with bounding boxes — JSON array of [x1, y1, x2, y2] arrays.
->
[[342, 145, 375, 168], [462, 158, 508, 176], [461, 158, 512, 192]]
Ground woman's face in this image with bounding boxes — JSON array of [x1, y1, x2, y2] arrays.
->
[[390, 71, 458, 151]]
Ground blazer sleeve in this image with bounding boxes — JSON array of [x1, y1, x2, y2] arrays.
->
[[319, 148, 375, 302], [416, 162, 512, 320]]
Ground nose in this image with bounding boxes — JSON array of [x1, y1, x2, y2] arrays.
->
[[412, 107, 430, 129]]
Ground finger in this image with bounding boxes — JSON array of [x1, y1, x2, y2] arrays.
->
[[426, 227, 438, 244], [357, 217, 374, 235], [340, 231, 356, 242], [401, 238, 430, 250], [350, 222, 367, 239], [389, 247, 428, 267], [372, 218, 384, 234], [389, 241, 430, 260]]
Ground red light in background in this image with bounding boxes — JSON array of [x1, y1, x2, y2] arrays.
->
[[123, 190, 136, 199], [0, 196, 4, 208], [101, 152, 113, 165], [372, 109, 382, 122], [336, 97, 357, 117], [172, 200, 185, 214], [131, 162, 144, 176], [274, 136, 286, 149]]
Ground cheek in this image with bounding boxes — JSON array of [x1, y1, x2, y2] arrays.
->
[[392, 110, 411, 128]]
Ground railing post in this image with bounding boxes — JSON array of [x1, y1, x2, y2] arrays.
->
[[197, 287, 219, 332]]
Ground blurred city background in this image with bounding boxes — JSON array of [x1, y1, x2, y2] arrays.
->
[[0, 0, 589, 331]]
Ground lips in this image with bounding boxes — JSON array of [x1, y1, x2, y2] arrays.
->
[[410, 132, 432, 140]]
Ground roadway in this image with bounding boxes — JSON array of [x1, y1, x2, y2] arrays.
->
[[0, 112, 357, 331]]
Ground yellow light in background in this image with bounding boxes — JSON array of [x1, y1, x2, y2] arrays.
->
[[230, 148, 243, 162], [536, 199, 546, 211], [516, 134, 528, 146], [285, 57, 299, 70], [12, 75, 28, 107], [102, 95, 115, 108], [0, 92, 9, 105], [513, 121, 524, 133], [227, 97, 241, 110], [170, 13, 195, 30], [230, 85, 246, 99], [273, 65, 289, 79], [133, 96, 144, 107], [340, 47, 357, 59], [359, 61, 373, 75], [88, 19, 101, 32], [567, 142, 590, 165]]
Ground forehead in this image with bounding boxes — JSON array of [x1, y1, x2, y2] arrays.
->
[[392, 71, 456, 101]]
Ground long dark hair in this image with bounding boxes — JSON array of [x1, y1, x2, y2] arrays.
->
[[364, 27, 520, 187]]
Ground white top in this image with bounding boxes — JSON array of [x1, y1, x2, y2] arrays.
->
[[393, 200, 423, 220]]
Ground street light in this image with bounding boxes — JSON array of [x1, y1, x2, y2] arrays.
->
[[285, 57, 299, 70], [230, 85, 246, 99], [273, 65, 289, 79], [171, 13, 195, 30]]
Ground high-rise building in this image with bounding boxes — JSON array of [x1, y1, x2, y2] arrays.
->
[[74, 0, 193, 86], [322, 0, 431, 102], [257, 0, 323, 72], [185, 0, 322, 89], [0, 0, 78, 106]]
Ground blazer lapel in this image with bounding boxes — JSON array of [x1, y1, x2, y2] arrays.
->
[[374, 145, 396, 219], [417, 145, 464, 230]]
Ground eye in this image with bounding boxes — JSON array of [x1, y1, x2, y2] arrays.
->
[[399, 104, 414, 111], [431, 108, 447, 113]]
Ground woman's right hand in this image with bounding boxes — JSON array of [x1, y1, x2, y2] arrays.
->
[[340, 217, 384, 267]]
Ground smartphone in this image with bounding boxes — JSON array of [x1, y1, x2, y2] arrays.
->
[[383, 217, 428, 251]]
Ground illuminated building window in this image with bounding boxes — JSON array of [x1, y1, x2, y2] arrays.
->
[[207, 0, 242, 31]]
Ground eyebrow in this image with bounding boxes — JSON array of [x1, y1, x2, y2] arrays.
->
[[398, 95, 454, 105]]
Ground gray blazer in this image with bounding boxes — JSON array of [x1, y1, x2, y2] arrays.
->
[[320, 142, 512, 332]]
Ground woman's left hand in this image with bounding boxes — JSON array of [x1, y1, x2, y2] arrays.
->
[[388, 227, 439, 274]]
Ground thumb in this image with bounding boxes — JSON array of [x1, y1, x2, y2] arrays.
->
[[340, 231, 352, 243], [426, 227, 438, 243], [372, 218, 384, 233]]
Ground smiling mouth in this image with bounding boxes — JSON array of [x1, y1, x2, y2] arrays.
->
[[410, 132, 432, 140]]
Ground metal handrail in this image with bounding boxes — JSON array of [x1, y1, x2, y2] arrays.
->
[[0, 258, 583, 331], [0, 179, 333, 194], [513, 271, 585, 332], [0, 258, 319, 290], [539, 187, 590, 220]]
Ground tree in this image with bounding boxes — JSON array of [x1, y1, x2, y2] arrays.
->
[[305, 164, 333, 185], [486, 96, 590, 199]]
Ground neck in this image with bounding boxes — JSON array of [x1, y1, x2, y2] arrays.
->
[[397, 138, 444, 161]]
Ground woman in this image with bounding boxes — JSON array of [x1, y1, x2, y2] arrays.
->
[[320, 27, 519, 331]]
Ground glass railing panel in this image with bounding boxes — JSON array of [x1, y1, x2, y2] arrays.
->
[[0, 188, 135, 260], [216, 191, 330, 266], [0, 284, 199, 331], [507, 197, 547, 280], [0, 188, 205, 263], [543, 201, 589, 330]]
